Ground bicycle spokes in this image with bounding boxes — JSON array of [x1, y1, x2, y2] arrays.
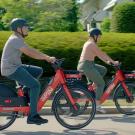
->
[[53, 86, 96, 129], [114, 83, 135, 115]]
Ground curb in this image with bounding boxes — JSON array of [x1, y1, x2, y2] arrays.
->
[[39, 106, 120, 115]]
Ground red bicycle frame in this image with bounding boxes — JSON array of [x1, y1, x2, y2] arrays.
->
[[88, 67, 134, 104], [125, 72, 135, 79], [0, 68, 81, 114]]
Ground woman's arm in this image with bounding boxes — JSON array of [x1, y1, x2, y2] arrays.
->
[[91, 44, 115, 64]]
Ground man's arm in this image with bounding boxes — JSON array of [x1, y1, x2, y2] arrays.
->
[[20, 46, 53, 62]]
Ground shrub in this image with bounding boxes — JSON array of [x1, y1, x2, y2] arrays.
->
[[0, 32, 135, 76], [0, 21, 4, 30], [101, 18, 111, 32], [111, 2, 135, 33]]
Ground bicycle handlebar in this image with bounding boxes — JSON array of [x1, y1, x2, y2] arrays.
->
[[51, 58, 121, 71], [110, 63, 121, 70], [51, 58, 65, 70]]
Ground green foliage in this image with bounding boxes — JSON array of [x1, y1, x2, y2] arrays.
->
[[0, 0, 79, 32], [101, 18, 110, 32], [0, 21, 4, 30], [111, 2, 135, 33], [0, 32, 135, 76], [0, 7, 6, 30]]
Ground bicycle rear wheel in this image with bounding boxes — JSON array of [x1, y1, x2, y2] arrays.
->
[[114, 82, 135, 115], [0, 112, 17, 131], [53, 85, 96, 130]]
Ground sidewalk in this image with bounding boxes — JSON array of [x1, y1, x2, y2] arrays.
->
[[40, 106, 121, 115]]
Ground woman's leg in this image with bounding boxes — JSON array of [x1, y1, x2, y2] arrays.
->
[[95, 64, 107, 77], [78, 61, 106, 113], [92, 64, 107, 91], [78, 61, 105, 101]]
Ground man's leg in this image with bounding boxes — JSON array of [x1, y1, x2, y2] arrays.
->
[[21, 65, 43, 95], [7, 66, 48, 124], [22, 64, 43, 79]]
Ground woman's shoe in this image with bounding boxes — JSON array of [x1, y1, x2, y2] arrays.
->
[[96, 105, 106, 114]]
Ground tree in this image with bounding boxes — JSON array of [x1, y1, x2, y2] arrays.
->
[[64, 0, 79, 31], [35, 0, 79, 31], [0, 0, 41, 30], [0, 7, 6, 30], [111, 2, 135, 33], [0, 0, 79, 31], [101, 18, 110, 32]]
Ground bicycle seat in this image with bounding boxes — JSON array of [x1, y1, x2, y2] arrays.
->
[[64, 70, 80, 74]]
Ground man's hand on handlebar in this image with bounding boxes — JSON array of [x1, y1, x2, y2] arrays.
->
[[48, 56, 57, 63]]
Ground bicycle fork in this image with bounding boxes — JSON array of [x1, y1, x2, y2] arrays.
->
[[62, 84, 78, 111], [121, 81, 134, 102]]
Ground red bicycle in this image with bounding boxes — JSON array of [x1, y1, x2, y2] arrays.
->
[[85, 64, 135, 115], [0, 59, 96, 130]]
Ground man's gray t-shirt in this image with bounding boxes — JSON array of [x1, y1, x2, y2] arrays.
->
[[1, 34, 28, 76]]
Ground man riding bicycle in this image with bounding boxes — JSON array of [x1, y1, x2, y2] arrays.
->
[[77, 28, 119, 113], [1, 18, 56, 125]]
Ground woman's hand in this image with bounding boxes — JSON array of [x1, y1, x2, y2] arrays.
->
[[113, 61, 120, 66], [106, 60, 120, 66]]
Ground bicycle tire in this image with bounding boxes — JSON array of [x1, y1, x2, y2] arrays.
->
[[52, 85, 96, 130], [114, 82, 135, 115], [0, 111, 17, 131]]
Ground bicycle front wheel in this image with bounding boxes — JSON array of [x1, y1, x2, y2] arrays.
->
[[0, 111, 17, 131], [53, 85, 96, 130], [114, 82, 135, 115]]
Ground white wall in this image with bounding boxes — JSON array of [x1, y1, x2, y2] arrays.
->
[[117, 0, 134, 3], [80, 0, 134, 27], [98, 0, 111, 9], [80, 0, 98, 19]]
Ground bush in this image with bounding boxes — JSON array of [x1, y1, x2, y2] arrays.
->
[[0, 32, 135, 76], [0, 21, 4, 30], [101, 18, 111, 32], [111, 2, 135, 33]]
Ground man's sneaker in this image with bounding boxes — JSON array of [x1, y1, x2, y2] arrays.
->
[[35, 114, 48, 123], [96, 106, 106, 114], [27, 114, 48, 125]]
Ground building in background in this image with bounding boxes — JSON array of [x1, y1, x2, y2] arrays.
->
[[79, 0, 134, 31]]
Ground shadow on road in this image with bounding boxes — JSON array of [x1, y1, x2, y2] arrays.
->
[[95, 114, 135, 124], [1, 129, 118, 135]]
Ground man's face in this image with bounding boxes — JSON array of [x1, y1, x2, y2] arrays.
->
[[17, 26, 29, 37], [21, 26, 29, 36]]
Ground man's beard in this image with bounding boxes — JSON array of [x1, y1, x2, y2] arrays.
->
[[23, 33, 28, 38]]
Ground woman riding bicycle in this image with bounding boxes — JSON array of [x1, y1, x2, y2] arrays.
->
[[77, 28, 119, 113], [1, 18, 56, 125]]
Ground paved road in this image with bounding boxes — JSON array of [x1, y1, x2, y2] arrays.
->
[[0, 114, 135, 135]]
